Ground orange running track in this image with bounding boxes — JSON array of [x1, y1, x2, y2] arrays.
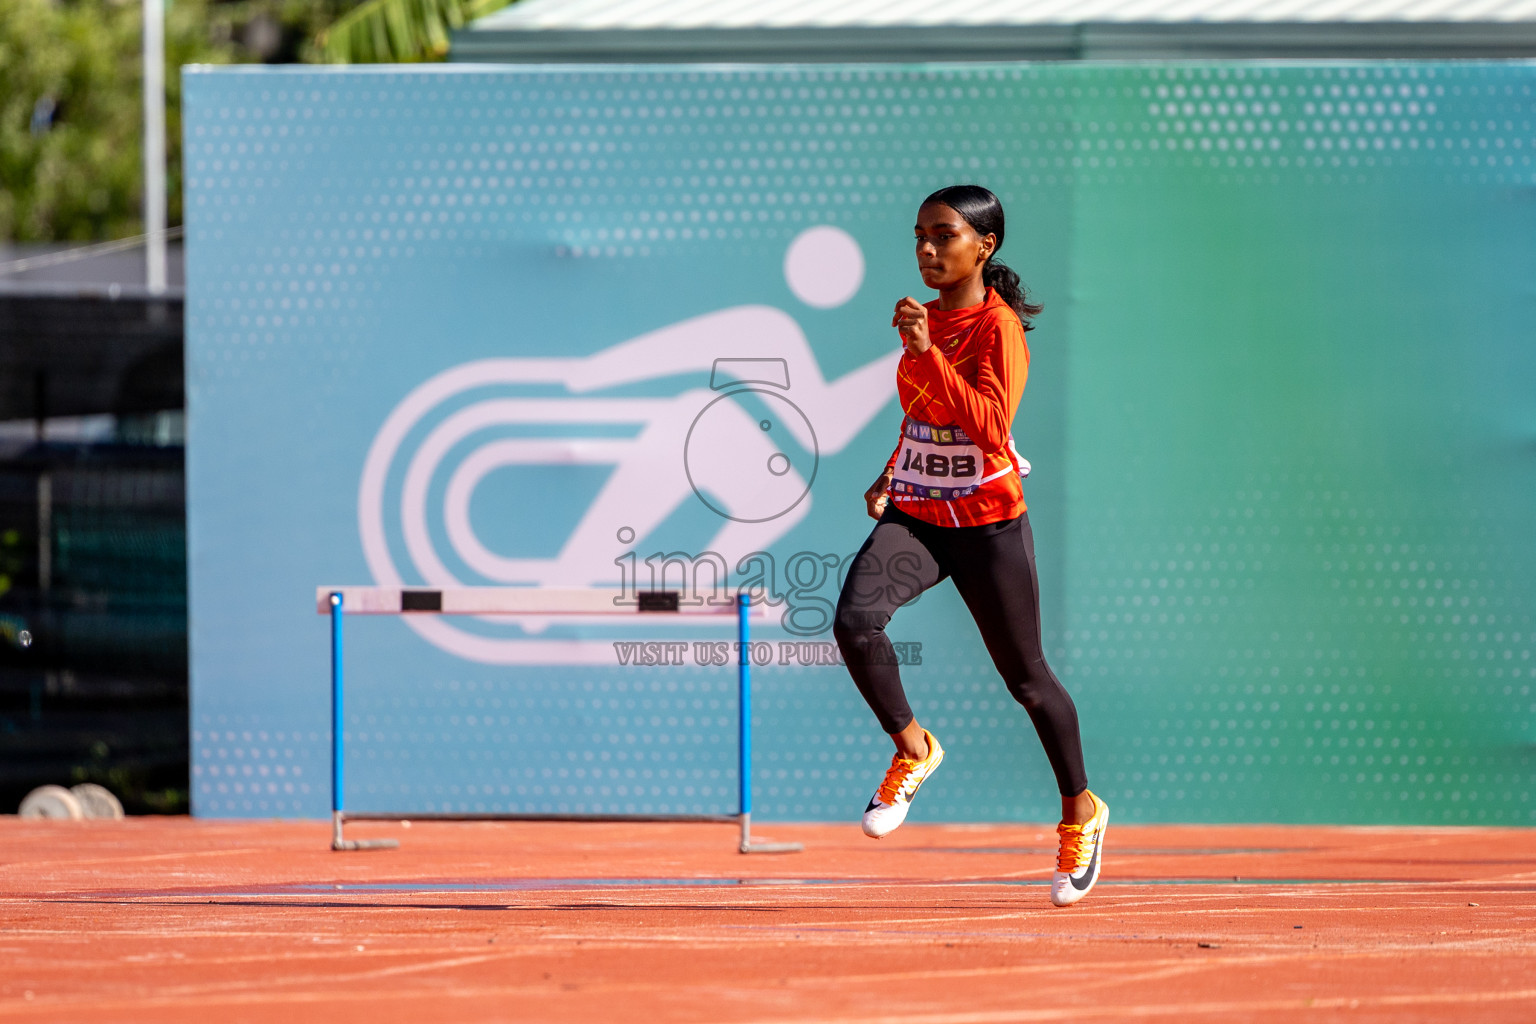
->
[[1, 818, 1533, 1023]]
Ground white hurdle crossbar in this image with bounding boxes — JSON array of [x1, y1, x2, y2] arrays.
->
[[317, 586, 802, 855]]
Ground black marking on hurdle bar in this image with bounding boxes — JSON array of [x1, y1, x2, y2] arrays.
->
[[637, 590, 681, 612], [401, 589, 443, 612]]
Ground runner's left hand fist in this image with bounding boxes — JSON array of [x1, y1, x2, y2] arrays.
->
[[892, 297, 931, 355], [865, 468, 894, 520]]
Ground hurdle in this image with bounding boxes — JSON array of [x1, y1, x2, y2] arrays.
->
[[317, 586, 802, 855]]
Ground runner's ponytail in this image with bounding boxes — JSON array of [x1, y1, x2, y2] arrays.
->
[[980, 260, 1041, 331], [922, 184, 1044, 331]]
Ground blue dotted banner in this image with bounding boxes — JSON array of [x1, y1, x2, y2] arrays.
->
[[184, 63, 1534, 824]]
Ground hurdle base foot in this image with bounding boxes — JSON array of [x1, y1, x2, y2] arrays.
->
[[333, 838, 400, 852], [740, 840, 804, 854]]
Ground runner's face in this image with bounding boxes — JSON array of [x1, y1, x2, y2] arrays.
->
[[914, 203, 995, 291]]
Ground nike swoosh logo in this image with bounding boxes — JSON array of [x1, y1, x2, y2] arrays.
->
[[865, 797, 882, 813], [1070, 832, 1102, 891]]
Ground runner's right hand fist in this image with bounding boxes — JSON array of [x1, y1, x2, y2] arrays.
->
[[892, 297, 931, 355]]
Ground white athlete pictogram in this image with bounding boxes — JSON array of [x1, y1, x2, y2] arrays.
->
[[357, 227, 898, 664]]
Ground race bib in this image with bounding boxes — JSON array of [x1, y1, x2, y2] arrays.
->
[[890, 421, 987, 501]]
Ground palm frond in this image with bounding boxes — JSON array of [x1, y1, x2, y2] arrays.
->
[[317, 0, 514, 64]]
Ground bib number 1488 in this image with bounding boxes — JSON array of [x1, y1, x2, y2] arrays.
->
[[901, 448, 977, 479]]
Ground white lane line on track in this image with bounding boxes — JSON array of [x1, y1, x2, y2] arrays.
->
[[734, 987, 1536, 1024], [12, 977, 1536, 1018], [1, 848, 266, 872]]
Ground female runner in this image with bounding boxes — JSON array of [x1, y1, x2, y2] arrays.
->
[[832, 184, 1107, 907]]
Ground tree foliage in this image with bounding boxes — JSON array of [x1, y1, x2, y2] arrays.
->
[[1, 0, 522, 242], [0, 0, 489, 244], [316, 0, 507, 65], [0, 0, 242, 243]]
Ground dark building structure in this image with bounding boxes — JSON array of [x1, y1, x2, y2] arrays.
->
[[0, 245, 188, 814]]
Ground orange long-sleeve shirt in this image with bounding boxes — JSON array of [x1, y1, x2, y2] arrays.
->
[[883, 288, 1030, 528]]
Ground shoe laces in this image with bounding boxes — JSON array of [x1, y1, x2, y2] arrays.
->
[[1056, 821, 1092, 873], [877, 756, 920, 806]]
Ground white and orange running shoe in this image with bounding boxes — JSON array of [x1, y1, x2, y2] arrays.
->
[[861, 730, 945, 839], [1051, 790, 1109, 907]]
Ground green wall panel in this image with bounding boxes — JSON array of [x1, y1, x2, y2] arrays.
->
[[1061, 65, 1536, 822]]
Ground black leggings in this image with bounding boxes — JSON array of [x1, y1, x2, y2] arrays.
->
[[832, 505, 1088, 797]]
